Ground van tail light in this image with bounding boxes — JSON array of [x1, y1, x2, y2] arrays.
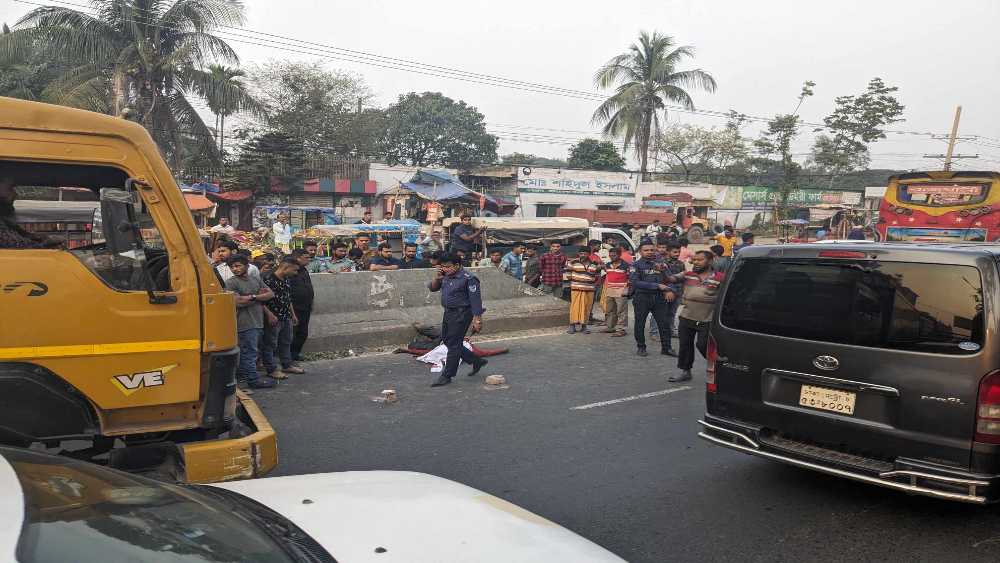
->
[[975, 371, 1000, 443], [706, 335, 718, 393], [818, 250, 867, 259]]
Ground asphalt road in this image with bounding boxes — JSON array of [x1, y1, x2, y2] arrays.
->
[[254, 329, 1000, 563]]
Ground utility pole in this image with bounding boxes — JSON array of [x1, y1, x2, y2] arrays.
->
[[923, 105, 978, 170], [943, 106, 962, 171]]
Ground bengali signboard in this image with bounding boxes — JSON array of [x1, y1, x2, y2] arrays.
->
[[517, 168, 636, 196], [739, 187, 863, 209]]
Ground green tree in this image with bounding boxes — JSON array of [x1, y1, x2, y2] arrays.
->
[[8, 0, 262, 168], [229, 130, 305, 191], [379, 92, 498, 167], [500, 153, 569, 167], [204, 64, 260, 157], [0, 23, 61, 100], [245, 60, 379, 158], [567, 138, 625, 171], [811, 77, 905, 177], [653, 125, 714, 180], [592, 31, 716, 180], [652, 123, 750, 181], [754, 81, 814, 211]]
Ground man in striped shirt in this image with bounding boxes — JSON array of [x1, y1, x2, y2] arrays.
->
[[667, 250, 724, 382], [563, 249, 600, 334]]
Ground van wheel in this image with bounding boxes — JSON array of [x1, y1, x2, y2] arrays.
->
[[687, 226, 704, 244]]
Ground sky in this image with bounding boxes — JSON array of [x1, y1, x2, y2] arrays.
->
[[3, 0, 999, 172]]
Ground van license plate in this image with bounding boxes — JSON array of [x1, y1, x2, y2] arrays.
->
[[799, 385, 856, 415]]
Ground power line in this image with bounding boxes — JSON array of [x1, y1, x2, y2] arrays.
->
[[11, 0, 969, 141]]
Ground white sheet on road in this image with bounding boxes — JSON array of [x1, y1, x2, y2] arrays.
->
[[416, 342, 474, 373]]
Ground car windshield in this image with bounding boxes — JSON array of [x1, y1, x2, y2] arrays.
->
[[5, 448, 313, 563], [720, 259, 984, 355]]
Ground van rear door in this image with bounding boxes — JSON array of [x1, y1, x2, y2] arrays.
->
[[710, 246, 993, 469]]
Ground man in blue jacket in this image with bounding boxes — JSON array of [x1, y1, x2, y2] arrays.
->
[[427, 253, 489, 387]]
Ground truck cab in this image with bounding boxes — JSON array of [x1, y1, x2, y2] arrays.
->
[[0, 97, 275, 483]]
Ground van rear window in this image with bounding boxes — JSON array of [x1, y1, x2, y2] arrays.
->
[[720, 260, 984, 355]]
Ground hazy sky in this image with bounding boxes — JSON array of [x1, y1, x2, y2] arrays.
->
[[4, 0, 999, 171]]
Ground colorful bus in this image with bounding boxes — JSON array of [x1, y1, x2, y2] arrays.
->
[[876, 171, 1000, 243]]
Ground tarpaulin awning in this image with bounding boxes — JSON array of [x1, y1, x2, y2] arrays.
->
[[209, 190, 254, 202], [13, 200, 99, 223], [183, 193, 215, 211], [395, 169, 500, 212], [441, 216, 588, 245]]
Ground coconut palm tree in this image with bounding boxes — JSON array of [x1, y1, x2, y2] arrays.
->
[[204, 63, 250, 155], [7, 0, 263, 168], [592, 31, 717, 180]]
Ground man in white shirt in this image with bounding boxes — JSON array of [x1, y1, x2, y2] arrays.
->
[[419, 229, 445, 254], [645, 220, 662, 237], [210, 217, 236, 235], [212, 240, 260, 282], [272, 213, 292, 253]]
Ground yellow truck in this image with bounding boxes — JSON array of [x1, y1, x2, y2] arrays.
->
[[0, 97, 276, 483]]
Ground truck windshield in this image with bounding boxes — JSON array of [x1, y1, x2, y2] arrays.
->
[[5, 448, 316, 563], [720, 259, 984, 355], [897, 183, 989, 207]]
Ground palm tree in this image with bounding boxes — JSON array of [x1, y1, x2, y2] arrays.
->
[[592, 31, 717, 180], [204, 63, 250, 155], [7, 0, 263, 169]]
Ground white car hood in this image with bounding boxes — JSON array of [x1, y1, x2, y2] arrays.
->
[[208, 471, 623, 563]]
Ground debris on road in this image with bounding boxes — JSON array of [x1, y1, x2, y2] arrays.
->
[[371, 389, 399, 405], [485, 374, 507, 386]]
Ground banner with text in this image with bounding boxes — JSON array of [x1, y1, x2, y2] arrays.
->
[[517, 168, 637, 197], [740, 187, 863, 208]]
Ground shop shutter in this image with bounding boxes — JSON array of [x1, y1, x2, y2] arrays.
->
[[288, 193, 334, 208]]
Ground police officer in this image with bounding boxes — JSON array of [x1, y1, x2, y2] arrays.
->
[[428, 253, 488, 387], [629, 239, 673, 357]]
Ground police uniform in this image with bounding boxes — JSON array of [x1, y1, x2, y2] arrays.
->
[[629, 257, 671, 354], [429, 268, 486, 381]]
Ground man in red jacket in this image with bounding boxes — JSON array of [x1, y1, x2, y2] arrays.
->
[[602, 247, 631, 336]]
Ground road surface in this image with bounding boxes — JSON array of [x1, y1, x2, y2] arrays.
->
[[255, 330, 1000, 562]]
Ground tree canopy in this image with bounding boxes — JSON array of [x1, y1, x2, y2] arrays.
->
[[379, 92, 498, 167], [5, 0, 263, 169], [811, 77, 905, 176], [567, 138, 625, 171], [501, 153, 568, 167]]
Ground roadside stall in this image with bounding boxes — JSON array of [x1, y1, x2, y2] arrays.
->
[[378, 169, 500, 222], [776, 218, 814, 243]]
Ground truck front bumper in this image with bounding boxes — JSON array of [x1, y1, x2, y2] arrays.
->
[[178, 390, 278, 483]]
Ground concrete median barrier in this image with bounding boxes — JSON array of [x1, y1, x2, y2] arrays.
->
[[304, 267, 567, 353]]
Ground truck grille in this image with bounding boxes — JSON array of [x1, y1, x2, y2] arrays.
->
[[759, 433, 894, 473]]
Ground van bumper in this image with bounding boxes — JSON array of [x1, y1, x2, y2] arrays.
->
[[177, 391, 278, 483], [698, 413, 998, 504]]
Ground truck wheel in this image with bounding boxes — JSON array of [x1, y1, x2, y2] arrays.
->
[[687, 226, 704, 244]]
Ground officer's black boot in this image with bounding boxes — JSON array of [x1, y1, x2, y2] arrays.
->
[[637, 347, 648, 357], [468, 358, 488, 376]]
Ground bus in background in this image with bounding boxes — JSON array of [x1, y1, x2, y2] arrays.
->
[[876, 171, 1000, 243]]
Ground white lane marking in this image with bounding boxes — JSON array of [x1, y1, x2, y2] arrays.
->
[[570, 386, 694, 410]]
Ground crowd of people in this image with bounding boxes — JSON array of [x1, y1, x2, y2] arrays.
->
[[208, 209, 755, 390], [517, 223, 754, 383]]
